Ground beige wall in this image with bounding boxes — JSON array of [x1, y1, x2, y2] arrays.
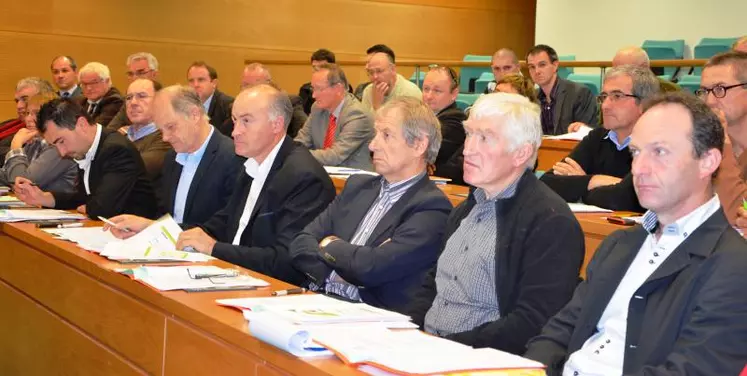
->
[[0, 0, 535, 120]]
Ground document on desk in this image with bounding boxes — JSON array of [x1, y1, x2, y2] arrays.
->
[[568, 203, 613, 213], [311, 326, 545, 375], [122, 265, 269, 292], [100, 215, 211, 262], [544, 126, 592, 141], [44, 226, 120, 253], [0, 196, 31, 207], [0, 209, 86, 222], [324, 166, 379, 177]]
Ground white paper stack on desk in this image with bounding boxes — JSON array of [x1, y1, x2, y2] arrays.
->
[[0, 196, 32, 208], [121, 265, 269, 292], [0, 209, 86, 222], [44, 226, 120, 253]]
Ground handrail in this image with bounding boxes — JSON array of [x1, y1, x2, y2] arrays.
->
[[249, 58, 708, 68]]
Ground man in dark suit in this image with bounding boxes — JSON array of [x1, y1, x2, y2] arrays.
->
[[406, 93, 585, 355], [50, 56, 81, 99], [187, 61, 234, 136], [105, 85, 242, 230], [291, 97, 452, 313], [422, 66, 467, 184], [14, 98, 157, 219], [76, 62, 124, 127], [527, 45, 597, 135], [525, 92, 747, 375], [241, 62, 308, 138]]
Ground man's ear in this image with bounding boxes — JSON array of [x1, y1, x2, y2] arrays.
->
[[512, 143, 533, 168], [699, 147, 722, 178]]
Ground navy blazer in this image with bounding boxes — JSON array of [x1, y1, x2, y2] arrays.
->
[[525, 209, 747, 375], [160, 129, 243, 226], [200, 137, 336, 285], [207, 89, 235, 137], [290, 173, 452, 314]]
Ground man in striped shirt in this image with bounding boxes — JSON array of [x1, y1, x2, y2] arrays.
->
[[290, 97, 452, 314]]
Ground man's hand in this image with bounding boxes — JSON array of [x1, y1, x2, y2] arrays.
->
[[76, 205, 87, 215], [102, 214, 153, 239], [567, 122, 590, 133], [319, 235, 340, 249], [13, 176, 54, 207], [10, 128, 38, 150], [372, 82, 389, 110], [736, 206, 747, 238], [176, 228, 217, 255], [588, 175, 622, 190], [552, 157, 586, 176]]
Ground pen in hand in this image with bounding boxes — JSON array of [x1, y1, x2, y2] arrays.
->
[[98, 216, 132, 233], [272, 287, 307, 296]]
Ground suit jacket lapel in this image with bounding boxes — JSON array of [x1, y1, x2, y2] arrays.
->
[[340, 178, 381, 240], [183, 132, 218, 220], [552, 79, 567, 134], [365, 175, 429, 245], [207, 90, 220, 118], [246, 137, 293, 225], [167, 159, 183, 214]]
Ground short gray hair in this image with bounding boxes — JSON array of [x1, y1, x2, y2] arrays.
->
[[242, 84, 292, 130], [126, 52, 159, 71], [158, 85, 207, 120], [244, 63, 272, 82], [78, 62, 111, 83], [604, 65, 660, 103], [613, 46, 650, 68], [16, 77, 55, 95], [465, 93, 542, 169], [378, 97, 442, 164], [316, 63, 349, 88]]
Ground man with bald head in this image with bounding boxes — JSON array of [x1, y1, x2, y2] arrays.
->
[[361, 44, 422, 111], [613, 46, 679, 92], [240, 62, 308, 137], [485, 48, 522, 93], [50, 56, 81, 98]]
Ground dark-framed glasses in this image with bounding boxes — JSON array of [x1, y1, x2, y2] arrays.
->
[[695, 83, 747, 99], [597, 91, 639, 103]]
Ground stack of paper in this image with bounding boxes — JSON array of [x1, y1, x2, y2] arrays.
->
[[0, 196, 31, 208], [122, 265, 269, 292], [311, 326, 545, 375], [100, 215, 211, 262], [43, 226, 121, 253], [0, 209, 86, 222], [324, 166, 379, 177], [544, 126, 592, 141], [568, 203, 613, 213]]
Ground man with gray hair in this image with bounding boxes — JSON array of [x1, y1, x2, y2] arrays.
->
[[75, 62, 124, 127], [485, 48, 522, 93], [240, 62, 308, 137], [108, 52, 161, 129], [295, 63, 374, 170], [406, 92, 584, 354], [290, 97, 452, 313], [541, 65, 660, 211], [0, 77, 56, 163]]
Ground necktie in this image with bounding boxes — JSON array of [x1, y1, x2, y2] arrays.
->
[[323, 114, 337, 149], [61, 92, 70, 98], [88, 102, 96, 116]]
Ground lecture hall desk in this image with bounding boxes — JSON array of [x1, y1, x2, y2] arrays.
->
[[0, 222, 546, 375], [537, 139, 578, 171]]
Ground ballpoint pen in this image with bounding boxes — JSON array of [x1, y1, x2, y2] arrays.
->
[[271, 287, 307, 296], [37, 222, 84, 229], [98, 216, 132, 232]]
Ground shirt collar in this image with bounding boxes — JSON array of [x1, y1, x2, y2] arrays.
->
[[62, 85, 78, 97], [175, 126, 214, 166], [538, 77, 560, 104], [127, 123, 158, 142], [641, 194, 721, 236], [202, 93, 214, 113], [331, 97, 345, 119], [604, 130, 631, 151], [380, 170, 425, 194], [474, 172, 522, 203], [75, 123, 103, 170], [244, 136, 285, 179]]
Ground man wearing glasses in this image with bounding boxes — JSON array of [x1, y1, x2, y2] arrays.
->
[[75, 62, 124, 127], [702, 51, 747, 224], [540, 65, 659, 211], [109, 52, 160, 130], [295, 63, 374, 170], [360, 44, 422, 111]]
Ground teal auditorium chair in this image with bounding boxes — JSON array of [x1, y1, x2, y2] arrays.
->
[[460, 55, 492, 93], [566, 73, 601, 96], [456, 93, 481, 111], [641, 40, 685, 80], [677, 75, 701, 94], [474, 72, 495, 94], [557, 55, 576, 80], [409, 71, 426, 88], [692, 38, 738, 75]]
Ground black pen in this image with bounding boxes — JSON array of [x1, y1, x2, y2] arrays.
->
[[37, 222, 83, 229], [271, 287, 307, 296]]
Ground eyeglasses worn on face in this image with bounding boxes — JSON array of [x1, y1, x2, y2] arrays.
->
[[126, 69, 152, 78], [80, 79, 105, 88], [366, 67, 389, 77], [125, 92, 153, 102], [597, 91, 639, 103], [695, 83, 747, 99]]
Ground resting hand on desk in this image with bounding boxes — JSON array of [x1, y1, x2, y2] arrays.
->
[[552, 157, 586, 176], [103, 214, 153, 239], [588, 175, 622, 190], [176, 228, 216, 255], [567, 122, 591, 133], [735, 207, 747, 237], [13, 176, 54, 207]]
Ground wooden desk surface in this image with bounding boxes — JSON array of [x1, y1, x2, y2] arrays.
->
[[537, 139, 578, 171], [0, 221, 544, 375]]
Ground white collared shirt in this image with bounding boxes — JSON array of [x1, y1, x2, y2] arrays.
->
[[331, 97, 344, 119], [60, 85, 79, 98], [231, 137, 286, 245], [563, 195, 722, 376], [74, 124, 103, 195], [202, 93, 214, 114]]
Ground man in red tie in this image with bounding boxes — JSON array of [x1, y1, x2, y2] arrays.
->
[[295, 63, 374, 170]]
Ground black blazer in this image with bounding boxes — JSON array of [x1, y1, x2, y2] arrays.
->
[[207, 89, 235, 137], [525, 209, 747, 375], [52, 128, 158, 219], [77, 87, 124, 127], [200, 137, 336, 285], [160, 129, 243, 226], [290, 174, 452, 314], [545, 78, 598, 135], [406, 170, 585, 355], [433, 102, 467, 185]]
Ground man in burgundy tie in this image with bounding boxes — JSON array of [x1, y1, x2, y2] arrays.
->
[[295, 63, 374, 171]]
